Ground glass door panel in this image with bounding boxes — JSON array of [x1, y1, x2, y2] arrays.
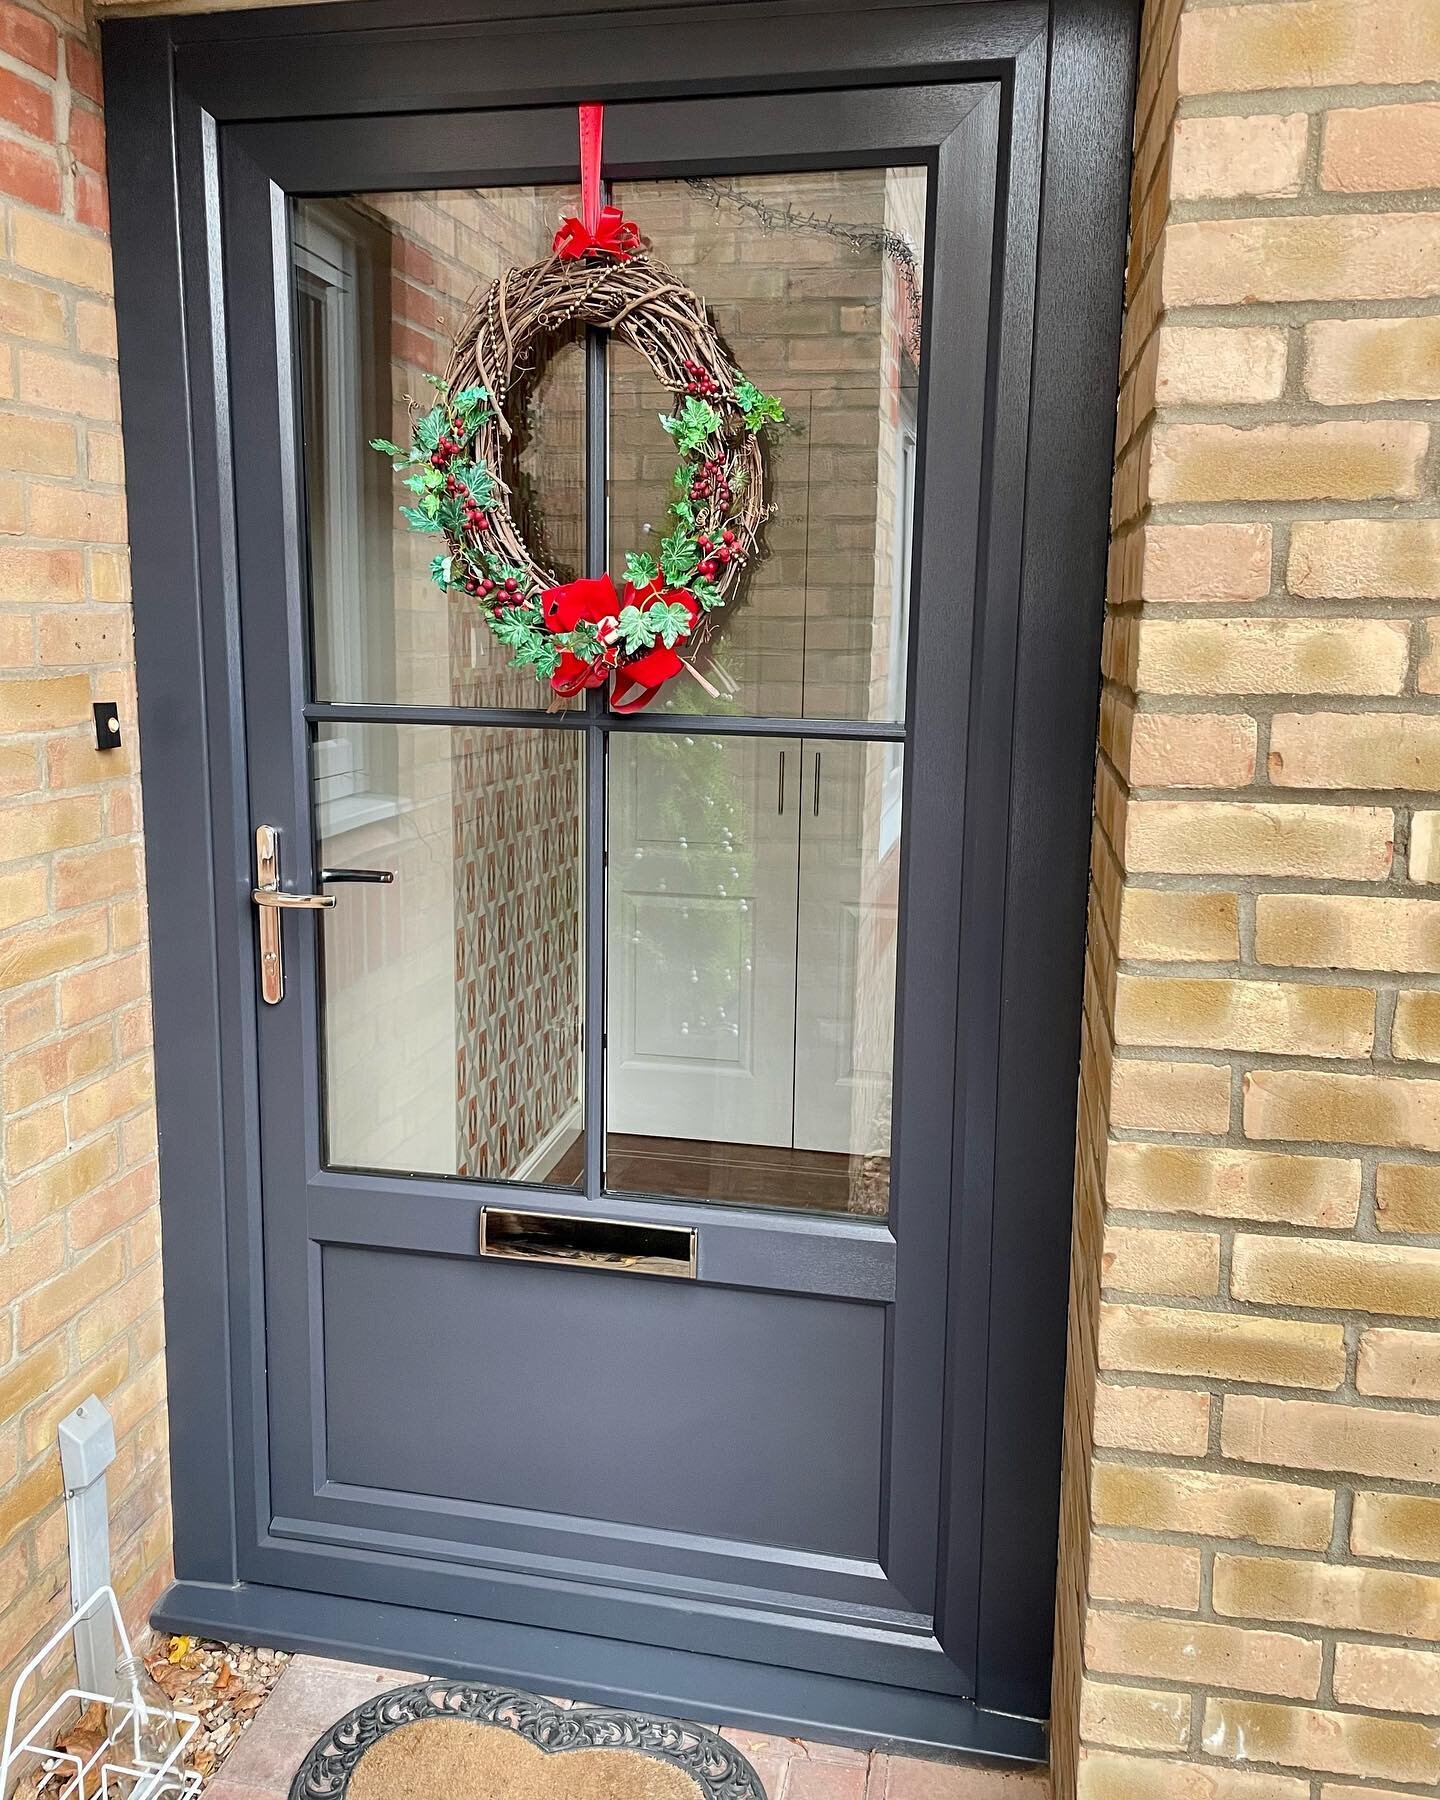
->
[[607, 167, 927, 723], [294, 187, 584, 712], [605, 733, 902, 1217], [315, 722, 584, 1184], [293, 167, 917, 1216]]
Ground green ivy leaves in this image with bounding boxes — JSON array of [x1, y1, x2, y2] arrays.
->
[[691, 576, 722, 611], [615, 605, 657, 654], [373, 363, 784, 687], [623, 551, 659, 587], [660, 529, 702, 589], [490, 603, 560, 676], [659, 381, 783, 450], [648, 600, 695, 648], [615, 599, 694, 655], [659, 396, 723, 455], [735, 378, 786, 432]]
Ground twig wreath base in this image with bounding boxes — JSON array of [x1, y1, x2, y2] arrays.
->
[[374, 245, 785, 711]]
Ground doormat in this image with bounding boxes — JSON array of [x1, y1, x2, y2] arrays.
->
[[288, 1681, 768, 1800]]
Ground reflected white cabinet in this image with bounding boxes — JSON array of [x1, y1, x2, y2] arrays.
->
[[608, 734, 899, 1161]]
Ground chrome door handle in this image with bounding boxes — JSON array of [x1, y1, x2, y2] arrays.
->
[[251, 889, 335, 910], [253, 825, 335, 1005]]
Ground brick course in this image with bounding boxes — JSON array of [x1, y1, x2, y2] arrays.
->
[[0, 0, 168, 1729], [1052, 0, 1440, 1795]]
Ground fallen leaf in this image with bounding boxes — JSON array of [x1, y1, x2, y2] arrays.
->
[[53, 1701, 109, 1799], [167, 1636, 193, 1663], [147, 1662, 193, 1700]]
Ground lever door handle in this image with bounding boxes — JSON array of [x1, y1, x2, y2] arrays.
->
[[253, 824, 339, 1005], [251, 888, 336, 910]]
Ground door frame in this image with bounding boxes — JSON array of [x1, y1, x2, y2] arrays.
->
[[103, 0, 1138, 1760]]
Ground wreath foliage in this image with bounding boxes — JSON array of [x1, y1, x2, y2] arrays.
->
[[374, 249, 784, 708]]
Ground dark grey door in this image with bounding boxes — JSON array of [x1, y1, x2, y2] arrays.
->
[[105, 0, 1137, 1761], [230, 82, 990, 1699]]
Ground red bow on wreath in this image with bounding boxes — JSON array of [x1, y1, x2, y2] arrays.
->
[[538, 573, 699, 711], [552, 104, 641, 262], [554, 205, 642, 262]]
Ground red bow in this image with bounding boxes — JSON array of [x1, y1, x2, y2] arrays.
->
[[536, 573, 698, 709], [553, 204, 642, 262]]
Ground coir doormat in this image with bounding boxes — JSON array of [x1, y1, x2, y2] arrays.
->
[[288, 1682, 768, 1800]]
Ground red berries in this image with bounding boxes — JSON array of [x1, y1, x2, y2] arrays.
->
[[429, 429, 466, 469], [688, 453, 733, 510], [681, 357, 719, 399]]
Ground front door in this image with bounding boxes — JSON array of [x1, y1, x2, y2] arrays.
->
[[106, 0, 1137, 1761], [238, 78, 980, 1689]]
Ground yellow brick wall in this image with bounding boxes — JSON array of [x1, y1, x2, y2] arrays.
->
[[1054, 0, 1440, 1794], [7, 0, 1440, 1784], [0, 0, 169, 1721]]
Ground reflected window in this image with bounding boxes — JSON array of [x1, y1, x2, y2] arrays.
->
[[295, 202, 398, 824]]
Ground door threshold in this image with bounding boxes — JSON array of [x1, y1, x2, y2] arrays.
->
[[153, 1579, 1048, 1766]]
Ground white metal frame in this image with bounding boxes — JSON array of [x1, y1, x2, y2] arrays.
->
[[0, 1589, 200, 1800]]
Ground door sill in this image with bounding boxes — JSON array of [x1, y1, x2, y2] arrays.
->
[[152, 1578, 1047, 1766]]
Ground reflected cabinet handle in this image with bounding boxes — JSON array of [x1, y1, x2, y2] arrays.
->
[[319, 867, 395, 885], [777, 749, 786, 816], [814, 750, 822, 817]]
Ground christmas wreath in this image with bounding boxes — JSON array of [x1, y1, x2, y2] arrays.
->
[[372, 108, 785, 713]]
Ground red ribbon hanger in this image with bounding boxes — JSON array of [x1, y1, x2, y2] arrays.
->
[[553, 104, 642, 261], [545, 107, 686, 713]]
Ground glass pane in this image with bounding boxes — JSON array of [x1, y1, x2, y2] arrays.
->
[[316, 722, 583, 1184], [606, 734, 901, 1216], [607, 168, 926, 722], [293, 188, 584, 709]]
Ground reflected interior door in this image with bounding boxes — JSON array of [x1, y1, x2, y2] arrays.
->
[[607, 734, 800, 1148]]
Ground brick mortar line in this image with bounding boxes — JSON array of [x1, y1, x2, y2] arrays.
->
[[1169, 185, 1440, 223], [1179, 86, 1440, 131]]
